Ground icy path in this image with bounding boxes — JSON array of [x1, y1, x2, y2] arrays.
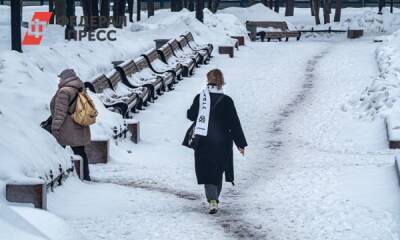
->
[[235, 39, 400, 239], [48, 39, 400, 240]]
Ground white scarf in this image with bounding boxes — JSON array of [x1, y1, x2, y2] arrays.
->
[[194, 85, 224, 136]]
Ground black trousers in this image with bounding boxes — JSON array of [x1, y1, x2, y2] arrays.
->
[[71, 146, 91, 181]]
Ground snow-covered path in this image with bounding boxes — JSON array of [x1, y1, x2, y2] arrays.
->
[[49, 39, 400, 240]]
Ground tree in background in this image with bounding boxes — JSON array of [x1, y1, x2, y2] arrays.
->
[[213, 0, 220, 13], [99, 0, 110, 27], [196, 0, 204, 22], [65, 0, 76, 40], [92, 0, 99, 19], [334, 0, 341, 22], [11, 0, 22, 52], [176, 0, 184, 11], [310, 0, 314, 16], [285, 0, 294, 16], [148, 0, 155, 17], [127, 0, 134, 22], [49, 0, 55, 24], [274, 0, 280, 13], [312, 0, 320, 24], [113, 0, 126, 28], [188, 0, 195, 11], [323, 0, 331, 23], [55, 0, 67, 25], [378, 0, 385, 14], [171, 0, 177, 11]]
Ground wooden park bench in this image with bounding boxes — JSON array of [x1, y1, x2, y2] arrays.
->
[[115, 59, 163, 102], [135, 56, 175, 92], [105, 69, 149, 112], [157, 43, 190, 78], [142, 48, 181, 85], [181, 32, 213, 61], [246, 21, 301, 42], [177, 36, 207, 65], [85, 74, 139, 118], [168, 39, 200, 68]]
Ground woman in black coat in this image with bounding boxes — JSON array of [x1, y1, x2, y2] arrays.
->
[[186, 69, 247, 214]]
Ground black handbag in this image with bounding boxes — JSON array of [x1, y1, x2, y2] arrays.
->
[[40, 115, 53, 133], [182, 122, 197, 149], [40, 90, 79, 134]]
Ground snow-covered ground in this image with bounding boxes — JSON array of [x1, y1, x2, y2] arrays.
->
[[1, 4, 400, 240]]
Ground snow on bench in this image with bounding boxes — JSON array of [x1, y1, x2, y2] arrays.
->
[[385, 114, 400, 149]]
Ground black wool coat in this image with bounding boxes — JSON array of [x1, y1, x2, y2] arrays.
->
[[187, 93, 247, 185]]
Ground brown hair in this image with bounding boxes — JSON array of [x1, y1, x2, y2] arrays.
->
[[207, 69, 225, 89]]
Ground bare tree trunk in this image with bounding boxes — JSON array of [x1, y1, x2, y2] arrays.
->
[[92, 0, 99, 20], [391, 0, 393, 13], [323, 0, 330, 23], [207, 0, 212, 10], [274, 0, 279, 13], [176, 0, 184, 10], [55, 0, 67, 25], [81, 0, 93, 30], [49, 0, 55, 24], [334, 0, 341, 22], [137, 0, 141, 21], [328, 0, 332, 14], [171, 0, 176, 11], [127, 0, 133, 22], [285, 0, 294, 16], [310, 0, 314, 16], [188, 0, 195, 11], [148, 0, 155, 17], [113, 0, 126, 28], [100, 0, 110, 27], [65, 0, 76, 40], [196, 0, 204, 22], [11, 0, 22, 52], [212, 0, 220, 12], [268, 0, 273, 9], [378, 0, 385, 14], [313, 0, 320, 25]]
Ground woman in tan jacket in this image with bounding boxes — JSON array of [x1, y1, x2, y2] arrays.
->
[[51, 69, 91, 181]]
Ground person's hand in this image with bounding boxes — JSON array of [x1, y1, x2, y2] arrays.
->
[[238, 147, 245, 156]]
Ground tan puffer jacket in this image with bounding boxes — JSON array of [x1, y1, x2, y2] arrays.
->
[[50, 69, 91, 147]]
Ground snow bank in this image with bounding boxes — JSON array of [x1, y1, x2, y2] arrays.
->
[[294, 8, 400, 35], [0, 203, 84, 240], [221, 4, 287, 24], [345, 29, 400, 119]]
